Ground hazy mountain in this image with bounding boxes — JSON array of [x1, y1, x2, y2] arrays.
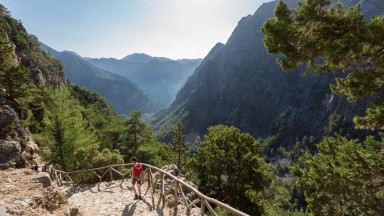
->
[[41, 44, 164, 114], [85, 54, 202, 106], [149, 0, 381, 145]]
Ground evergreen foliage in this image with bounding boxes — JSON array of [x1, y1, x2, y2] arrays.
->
[[292, 135, 384, 215], [171, 121, 187, 170], [35, 86, 99, 171], [118, 110, 146, 160], [191, 125, 271, 215], [262, 0, 384, 130], [263, 0, 384, 214], [0, 23, 29, 98]]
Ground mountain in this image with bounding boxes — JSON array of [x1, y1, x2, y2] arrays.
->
[[85, 54, 202, 106], [149, 0, 381, 146], [41, 44, 164, 114]]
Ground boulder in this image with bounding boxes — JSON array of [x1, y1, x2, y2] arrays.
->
[[0, 140, 21, 170], [153, 164, 198, 202], [0, 105, 18, 128], [32, 172, 52, 188], [0, 206, 6, 215], [0, 91, 36, 170]]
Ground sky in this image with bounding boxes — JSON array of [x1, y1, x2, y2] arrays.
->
[[1, 0, 273, 60]]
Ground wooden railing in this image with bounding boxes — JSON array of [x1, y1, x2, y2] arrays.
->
[[46, 163, 250, 216]]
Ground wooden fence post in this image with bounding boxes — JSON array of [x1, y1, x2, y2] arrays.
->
[[200, 199, 205, 216], [161, 172, 165, 207], [109, 167, 113, 183], [174, 181, 179, 209]]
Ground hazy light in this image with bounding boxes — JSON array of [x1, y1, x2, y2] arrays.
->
[[2, 0, 272, 59]]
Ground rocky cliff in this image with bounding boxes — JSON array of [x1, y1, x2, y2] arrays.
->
[[0, 5, 67, 169], [149, 0, 382, 147]]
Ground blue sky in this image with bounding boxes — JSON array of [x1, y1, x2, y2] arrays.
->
[[1, 0, 272, 60]]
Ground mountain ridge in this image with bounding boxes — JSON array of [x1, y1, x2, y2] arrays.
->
[[149, 0, 378, 146], [41, 43, 164, 114], [85, 53, 202, 106]]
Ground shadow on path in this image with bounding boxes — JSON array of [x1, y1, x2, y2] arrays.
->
[[65, 183, 97, 198]]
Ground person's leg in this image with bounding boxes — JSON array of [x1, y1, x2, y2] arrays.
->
[[132, 179, 138, 198], [138, 183, 141, 198]]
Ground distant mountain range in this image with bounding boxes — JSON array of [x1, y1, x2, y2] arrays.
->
[[149, 0, 382, 147], [86, 54, 202, 106], [41, 44, 163, 114]]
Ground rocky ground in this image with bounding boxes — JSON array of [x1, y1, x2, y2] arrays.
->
[[0, 169, 201, 216], [60, 180, 200, 216], [0, 168, 69, 216]]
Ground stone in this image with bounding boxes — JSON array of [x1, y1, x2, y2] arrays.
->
[[32, 172, 52, 188], [0, 206, 6, 216], [0, 141, 21, 170], [0, 105, 18, 128], [69, 207, 79, 216]]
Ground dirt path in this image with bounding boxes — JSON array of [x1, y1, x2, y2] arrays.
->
[[0, 169, 200, 216], [60, 180, 198, 216]]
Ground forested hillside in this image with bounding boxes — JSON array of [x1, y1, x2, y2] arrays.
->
[[2, 1, 384, 215], [41, 44, 164, 114], [0, 5, 287, 215], [0, 4, 167, 172], [149, 0, 381, 153], [86, 54, 201, 106]]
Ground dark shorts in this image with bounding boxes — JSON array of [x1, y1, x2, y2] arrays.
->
[[132, 177, 142, 185]]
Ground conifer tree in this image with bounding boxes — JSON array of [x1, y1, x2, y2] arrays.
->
[[192, 125, 271, 215], [263, 1, 384, 214], [291, 135, 384, 215], [262, 0, 384, 130], [171, 121, 187, 170], [39, 86, 99, 171], [50, 114, 73, 171], [0, 23, 29, 98], [119, 110, 147, 159]]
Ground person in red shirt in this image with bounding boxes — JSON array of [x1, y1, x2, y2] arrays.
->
[[131, 157, 143, 200]]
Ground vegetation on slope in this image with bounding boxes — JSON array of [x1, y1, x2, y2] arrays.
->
[[263, 0, 384, 214]]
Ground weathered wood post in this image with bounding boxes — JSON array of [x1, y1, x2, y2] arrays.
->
[[161, 172, 165, 207], [174, 180, 179, 209], [200, 199, 205, 216], [109, 167, 113, 182]]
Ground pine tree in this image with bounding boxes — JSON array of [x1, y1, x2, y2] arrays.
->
[[291, 135, 384, 214], [39, 86, 99, 171], [171, 121, 187, 170], [51, 114, 73, 171], [119, 110, 147, 160], [0, 23, 29, 98], [262, 0, 384, 130], [192, 125, 271, 215]]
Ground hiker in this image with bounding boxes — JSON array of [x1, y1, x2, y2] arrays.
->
[[131, 157, 143, 200]]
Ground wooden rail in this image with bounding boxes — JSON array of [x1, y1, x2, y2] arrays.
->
[[46, 163, 250, 216]]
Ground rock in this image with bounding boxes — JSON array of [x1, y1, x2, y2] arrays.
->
[[0, 105, 18, 128], [165, 194, 176, 208], [0, 140, 21, 170], [69, 207, 79, 216], [0, 206, 6, 216], [0, 92, 31, 170], [190, 207, 203, 216], [32, 172, 52, 188]]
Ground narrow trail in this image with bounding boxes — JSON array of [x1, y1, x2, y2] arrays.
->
[[60, 180, 199, 216], [49, 163, 249, 216]]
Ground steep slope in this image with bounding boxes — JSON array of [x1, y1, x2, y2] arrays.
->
[[130, 59, 198, 106], [149, 0, 381, 144], [42, 45, 164, 114], [86, 54, 201, 106], [0, 4, 70, 170]]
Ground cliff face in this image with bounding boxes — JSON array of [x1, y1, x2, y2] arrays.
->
[[0, 5, 67, 169], [150, 0, 382, 144]]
